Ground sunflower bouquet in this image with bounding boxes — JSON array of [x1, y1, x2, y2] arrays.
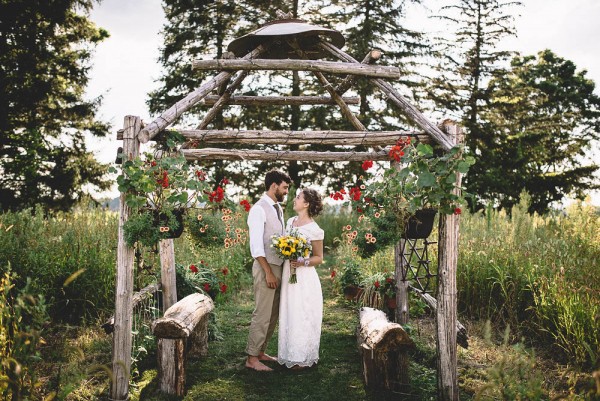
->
[[271, 229, 312, 284]]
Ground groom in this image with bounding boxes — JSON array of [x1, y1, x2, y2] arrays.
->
[[245, 169, 291, 371]]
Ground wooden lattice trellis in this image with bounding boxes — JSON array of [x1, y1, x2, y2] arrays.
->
[[112, 17, 464, 401]]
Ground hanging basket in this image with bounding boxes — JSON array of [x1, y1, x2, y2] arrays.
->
[[403, 208, 437, 239], [153, 208, 185, 239]]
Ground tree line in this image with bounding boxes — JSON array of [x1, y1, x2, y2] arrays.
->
[[1, 0, 598, 214]]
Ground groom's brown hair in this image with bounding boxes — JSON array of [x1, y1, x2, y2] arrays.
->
[[264, 170, 291, 191]]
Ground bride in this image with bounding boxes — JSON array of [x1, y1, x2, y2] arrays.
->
[[278, 188, 325, 369]]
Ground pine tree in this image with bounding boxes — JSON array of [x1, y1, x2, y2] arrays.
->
[[0, 0, 110, 212], [480, 50, 600, 213]]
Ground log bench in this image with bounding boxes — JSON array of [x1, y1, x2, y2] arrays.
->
[[152, 293, 214, 396], [358, 307, 414, 391]]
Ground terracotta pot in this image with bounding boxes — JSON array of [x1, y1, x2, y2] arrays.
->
[[153, 208, 185, 239], [403, 208, 437, 239], [385, 295, 397, 310], [343, 285, 363, 301]]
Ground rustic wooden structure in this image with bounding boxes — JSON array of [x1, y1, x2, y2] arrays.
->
[[112, 14, 466, 400], [152, 293, 214, 396], [358, 307, 414, 391]]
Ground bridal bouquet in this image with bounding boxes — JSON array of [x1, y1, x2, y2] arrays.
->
[[271, 229, 312, 284]]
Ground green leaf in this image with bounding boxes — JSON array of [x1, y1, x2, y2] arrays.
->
[[457, 161, 472, 174], [417, 172, 436, 187], [445, 173, 457, 184], [416, 143, 433, 156]]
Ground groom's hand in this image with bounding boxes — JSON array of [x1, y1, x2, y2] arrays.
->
[[265, 271, 278, 289]]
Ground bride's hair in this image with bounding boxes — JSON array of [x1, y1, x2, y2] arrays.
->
[[301, 188, 323, 217]]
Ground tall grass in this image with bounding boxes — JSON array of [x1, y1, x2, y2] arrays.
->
[[0, 207, 118, 322], [458, 198, 599, 367]]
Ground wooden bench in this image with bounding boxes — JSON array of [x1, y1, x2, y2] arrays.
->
[[152, 293, 214, 396], [357, 307, 414, 391]]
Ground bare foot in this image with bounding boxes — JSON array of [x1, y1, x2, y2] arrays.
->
[[258, 353, 277, 362], [246, 357, 273, 372]]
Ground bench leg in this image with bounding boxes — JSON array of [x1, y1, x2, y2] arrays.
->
[[158, 338, 186, 396]]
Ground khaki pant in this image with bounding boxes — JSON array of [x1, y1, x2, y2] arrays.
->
[[246, 261, 282, 356]]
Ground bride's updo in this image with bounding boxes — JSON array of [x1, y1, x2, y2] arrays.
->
[[301, 188, 323, 217]]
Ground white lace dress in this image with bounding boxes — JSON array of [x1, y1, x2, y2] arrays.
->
[[278, 217, 324, 368]]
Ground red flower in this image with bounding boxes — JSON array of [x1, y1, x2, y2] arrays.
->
[[151, 161, 157, 167], [386, 277, 393, 284], [340, 188, 347, 195], [361, 160, 374, 171], [454, 207, 462, 215], [349, 187, 361, 201], [203, 283, 210, 291], [209, 186, 225, 203], [195, 170, 207, 181], [220, 284, 228, 293], [331, 270, 336, 278], [374, 281, 380, 289], [222, 267, 229, 276], [356, 207, 363, 213], [200, 260, 205, 265], [220, 178, 230, 186], [189, 264, 198, 273], [240, 199, 251, 212]]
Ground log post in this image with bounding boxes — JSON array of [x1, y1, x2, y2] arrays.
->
[[312, 71, 366, 131], [182, 148, 391, 162], [152, 293, 214, 396], [335, 49, 381, 95], [111, 115, 141, 401], [196, 71, 248, 130], [358, 307, 414, 391], [159, 239, 177, 310], [394, 239, 410, 386], [436, 122, 464, 401]]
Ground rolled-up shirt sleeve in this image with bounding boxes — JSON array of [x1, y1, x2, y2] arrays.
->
[[247, 205, 266, 259]]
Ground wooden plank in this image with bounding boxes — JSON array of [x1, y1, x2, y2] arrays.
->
[[138, 44, 267, 143], [436, 122, 463, 401], [159, 239, 177, 311], [178, 129, 428, 146], [318, 41, 454, 151], [111, 115, 141, 401], [202, 95, 360, 105], [191, 58, 401, 79], [182, 148, 391, 162]]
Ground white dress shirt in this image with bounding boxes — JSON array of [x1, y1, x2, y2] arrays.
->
[[247, 194, 284, 259]]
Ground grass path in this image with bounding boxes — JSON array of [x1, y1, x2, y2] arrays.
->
[[137, 267, 377, 401]]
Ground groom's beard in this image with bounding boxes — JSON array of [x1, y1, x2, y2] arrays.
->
[[275, 189, 286, 203]]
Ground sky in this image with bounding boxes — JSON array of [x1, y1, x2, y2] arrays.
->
[[85, 0, 600, 204]]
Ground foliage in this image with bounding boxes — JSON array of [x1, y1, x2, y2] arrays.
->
[[477, 50, 600, 213], [0, 268, 49, 400], [0, 0, 111, 212]]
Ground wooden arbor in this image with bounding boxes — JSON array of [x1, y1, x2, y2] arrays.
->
[[113, 16, 463, 401]]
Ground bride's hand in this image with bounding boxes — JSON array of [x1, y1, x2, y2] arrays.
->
[[290, 260, 301, 268]]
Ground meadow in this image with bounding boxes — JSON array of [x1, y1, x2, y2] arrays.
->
[[0, 199, 598, 399]]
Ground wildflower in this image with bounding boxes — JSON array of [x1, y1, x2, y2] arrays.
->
[[361, 160, 373, 171], [357, 207, 363, 213], [222, 267, 229, 276], [374, 212, 381, 218], [197, 214, 203, 221], [240, 199, 251, 212], [370, 237, 377, 243], [454, 207, 462, 215], [349, 187, 361, 201], [195, 170, 207, 181], [208, 186, 225, 203], [151, 161, 157, 167], [189, 264, 198, 273], [203, 283, 210, 292], [345, 225, 352, 231], [220, 284, 228, 293], [386, 277, 393, 284], [331, 270, 336, 278], [374, 281, 380, 289]]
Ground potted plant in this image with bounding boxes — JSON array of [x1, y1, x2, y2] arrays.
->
[[111, 131, 211, 247], [338, 259, 363, 301]]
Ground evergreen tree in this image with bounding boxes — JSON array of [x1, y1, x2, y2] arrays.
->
[[0, 0, 110, 212], [479, 50, 600, 213]]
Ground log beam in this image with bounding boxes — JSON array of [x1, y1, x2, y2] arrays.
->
[[318, 41, 454, 151], [182, 148, 390, 162], [336, 49, 381, 95], [178, 129, 429, 146], [196, 71, 248, 130], [202, 95, 360, 106], [313, 71, 366, 131], [138, 44, 267, 143], [192, 58, 401, 79]]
